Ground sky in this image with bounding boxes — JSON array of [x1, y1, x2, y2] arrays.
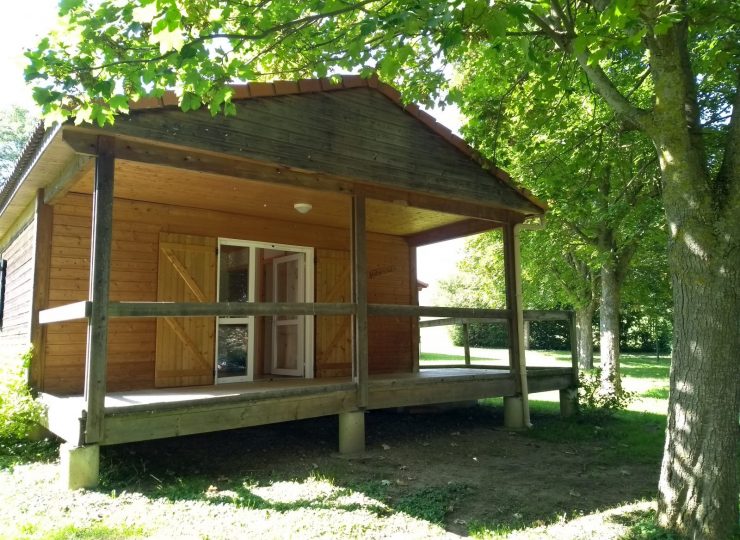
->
[[0, 1, 467, 304]]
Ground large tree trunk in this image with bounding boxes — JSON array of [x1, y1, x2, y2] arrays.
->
[[650, 21, 740, 539], [575, 303, 595, 369], [598, 260, 621, 395]]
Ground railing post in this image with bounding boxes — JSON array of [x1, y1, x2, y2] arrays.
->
[[351, 194, 369, 409], [462, 323, 471, 365], [409, 245, 420, 373], [84, 137, 115, 444], [569, 311, 579, 385]]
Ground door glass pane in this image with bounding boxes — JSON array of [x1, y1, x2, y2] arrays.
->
[[276, 324, 298, 370], [217, 324, 248, 379], [219, 245, 250, 303]]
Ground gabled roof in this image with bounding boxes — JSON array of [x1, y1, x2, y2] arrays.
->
[[127, 74, 545, 213], [0, 75, 545, 240]]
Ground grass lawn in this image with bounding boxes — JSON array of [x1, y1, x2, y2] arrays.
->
[[0, 351, 684, 539]]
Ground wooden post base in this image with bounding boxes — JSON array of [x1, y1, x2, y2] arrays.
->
[[559, 388, 578, 418], [60, 443, 99, 490], [504, 396, 526, 429], [338, 411, 365, 454]]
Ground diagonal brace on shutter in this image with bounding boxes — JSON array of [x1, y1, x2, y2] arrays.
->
[[163, 316, 212, 372], [161, 247, 208, 302]]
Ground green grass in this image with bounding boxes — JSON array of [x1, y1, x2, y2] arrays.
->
[[420, 352, 498, 362], [0, 438, 58, 470], [13, 523, 145, 540], [394, 484, 470, 524]]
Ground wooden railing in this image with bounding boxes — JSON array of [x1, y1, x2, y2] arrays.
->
[[38, 301, 577, 384], [419, 309, 578, 377], [39, 302, 512, 323]]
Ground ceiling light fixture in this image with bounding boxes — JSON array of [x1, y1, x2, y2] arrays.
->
[[293, 202, 313, 214]]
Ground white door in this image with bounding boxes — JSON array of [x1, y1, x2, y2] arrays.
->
[[271, 253, 305, 376]]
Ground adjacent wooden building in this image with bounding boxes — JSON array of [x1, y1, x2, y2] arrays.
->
[[0, 76, 577, 488]]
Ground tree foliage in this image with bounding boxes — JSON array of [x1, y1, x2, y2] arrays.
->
[[0, 107, 37, 186]]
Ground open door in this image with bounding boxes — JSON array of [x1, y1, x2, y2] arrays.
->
[[271, 253, 305, 376], [155, 233, 216, 387]]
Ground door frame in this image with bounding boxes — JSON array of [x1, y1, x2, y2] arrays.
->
[[215, 238, 314, 383]]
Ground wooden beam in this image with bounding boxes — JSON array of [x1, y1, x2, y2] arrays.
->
[[43, 155, 94, 205], [351, 195, 369, 409], [369, 305, 510, 319], [39, 301, 92, 324], [101, 388, 357, 446], [61, 129, 529, 224], [107, 301, 355, 318], [409, 245, 420, 373], [503, 223, 530, 427], [28, 190, 53, 391], [523, 310, 572, 321], [418, 316, 508, 328], [405, 219, 500, 247], [84, 136, 115, 445]]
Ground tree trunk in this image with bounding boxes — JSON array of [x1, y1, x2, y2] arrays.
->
[[523, 320, 530, 350], [575, 304, 595, 369], [647, 20, 740, 539], [598, 261, 621, 395], [658, 246, 740, 539]]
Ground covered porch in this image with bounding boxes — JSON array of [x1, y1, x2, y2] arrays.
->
[[24, 78, 573, 488]]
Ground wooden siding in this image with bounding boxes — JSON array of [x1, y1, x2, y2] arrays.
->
[[44, 192, 412, 394], [105, 89, 539, 214], [0, 218, 36, 368]]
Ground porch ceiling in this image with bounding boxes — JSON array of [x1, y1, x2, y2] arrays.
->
[[69, 159, 474, 237]]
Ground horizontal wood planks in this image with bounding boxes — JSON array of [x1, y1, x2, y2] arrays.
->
[[70, 159, 471, 238], [101, 388, 357, 445], [104, 89, 539, 213], [44, 192, 414, 394], [0, 219, 36, 366]]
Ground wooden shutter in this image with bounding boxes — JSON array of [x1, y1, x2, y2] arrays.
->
[[155, 233, 216, 387], [315, 249, 352, 377]]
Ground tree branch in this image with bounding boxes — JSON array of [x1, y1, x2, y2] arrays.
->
[[527, 3, 653, 133]]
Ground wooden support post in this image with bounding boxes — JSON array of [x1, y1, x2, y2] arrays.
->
[[83, 137, 115, 444], [338, 411, 365, 454], [462, 323, 471, 365], [409, 245, 420, 373], [569, 312, 579, 385], [351, 195, 369, 409], [503, 223, 530, 428], [28, 190, 53, 392]]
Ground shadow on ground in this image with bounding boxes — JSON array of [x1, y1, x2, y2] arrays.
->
[[80, 402, 666, 536]]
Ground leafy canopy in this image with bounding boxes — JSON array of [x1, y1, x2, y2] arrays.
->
[[26, 0, 737, 145]]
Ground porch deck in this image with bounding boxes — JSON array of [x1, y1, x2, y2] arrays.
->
[[40, 367, 574, 447]]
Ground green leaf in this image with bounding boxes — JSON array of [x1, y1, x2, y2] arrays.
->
[[59, 0, 83, 15], [483, 10, 508, 39]]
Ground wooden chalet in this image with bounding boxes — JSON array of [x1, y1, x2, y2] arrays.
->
[[0, 75, 577, 488]]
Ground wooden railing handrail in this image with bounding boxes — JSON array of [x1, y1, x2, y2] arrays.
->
[[39, 301, 573, 325], [418, 310, 573, 328], [368, 304, 510, 319]]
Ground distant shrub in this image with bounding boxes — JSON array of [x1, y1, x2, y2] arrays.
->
[[0, 348, 44, 440], [578, 369, 634, 417], [450, 322, 508, 348], [450, 320, 571, 350]]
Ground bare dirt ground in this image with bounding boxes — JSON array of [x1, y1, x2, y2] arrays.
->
[[84, 404, 659, 537]]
